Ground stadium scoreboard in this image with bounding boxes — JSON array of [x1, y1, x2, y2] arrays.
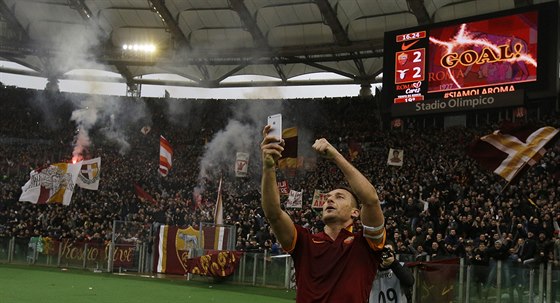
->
[[383, 3, 558, 117]]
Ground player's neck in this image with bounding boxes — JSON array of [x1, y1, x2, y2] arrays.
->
[[324, 220, 352, 240]]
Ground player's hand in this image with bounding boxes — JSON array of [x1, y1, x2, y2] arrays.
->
[[261, 125, 284, 169], [312, 138, 340, 160]]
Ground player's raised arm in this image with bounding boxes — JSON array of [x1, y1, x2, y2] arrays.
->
[[260, 125, 296, 251], [312, 138, 385, 247]]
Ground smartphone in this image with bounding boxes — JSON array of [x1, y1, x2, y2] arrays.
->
[[267, 114, 282, 142]]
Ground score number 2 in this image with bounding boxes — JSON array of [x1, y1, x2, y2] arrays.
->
[[412, 51, 423, 79]]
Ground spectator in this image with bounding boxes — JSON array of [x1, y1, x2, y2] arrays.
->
[[485, 240, 511, 288]]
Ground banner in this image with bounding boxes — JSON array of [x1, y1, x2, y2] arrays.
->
[[311, 189, 328, 209], [468, 124, 559, 181], [19, 162, 82, 206], [235, 152, 249, 177], [134, 183, 157, 205], [159, 135, 173, 177], [186, 251, 242, 277], [154, 225, 201, 275], [286, 190, 303, 208], [140, 126, 151, 135], [278, 180, 290, 195], [278, 127, 298, 169], [387, 148, 404, 166], [409, 258, 460, 303], [77, 157, 101, 190], [30, 239, 136, 268]]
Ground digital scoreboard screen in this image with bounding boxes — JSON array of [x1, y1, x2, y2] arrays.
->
[[384, 3, 558, 116]]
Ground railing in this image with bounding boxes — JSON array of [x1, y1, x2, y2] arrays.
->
[[0, 236, 149, 273], [1, 236, 559, 303]]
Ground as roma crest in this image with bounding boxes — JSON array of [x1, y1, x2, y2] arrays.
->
[[397, 52, 408, 66], [78, 162, 99, 184], [175, 226, 201, 271]]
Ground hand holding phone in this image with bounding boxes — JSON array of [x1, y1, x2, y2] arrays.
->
[[267, 114, 282, 142]]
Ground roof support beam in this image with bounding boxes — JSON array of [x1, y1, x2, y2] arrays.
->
[[314, 0, 350, 45], [68, 0, 93, 20], [148, 0, 191, 49], [114, 63, 135, 85], [229, 0, 289, 83], [0, 36, 383, 60], [0, 66, 383, 88], [114, 63, 141, 97], [286, 56, 356, 80], [406, 0, 431, 24], [136, 78, 371, 88], [101, 50, 383, 66], [149, 0, 214, 81], [0, 0, 31, 41], [352, 57, 367, 78], [214, 63, 249, 83], [273, 64, 287, 83], [229, 0, 267, 47]]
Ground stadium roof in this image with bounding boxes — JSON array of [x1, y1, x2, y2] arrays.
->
[[0, 0, 556, 90]]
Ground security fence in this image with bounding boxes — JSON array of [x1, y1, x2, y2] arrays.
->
[[1, 236, 558, 303]]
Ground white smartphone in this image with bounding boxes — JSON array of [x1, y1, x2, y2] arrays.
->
[[267, 114, 282, 142]]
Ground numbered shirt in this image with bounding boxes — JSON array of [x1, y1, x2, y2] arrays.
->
[[369, 267, 408, 303]]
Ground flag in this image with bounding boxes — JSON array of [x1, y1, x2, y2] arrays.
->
[[527, 197, 538, 208], [77, 157, 101, 190], [159, 135, 173, 176], [154, 225, 200, 275], [387, 148, 404, 166], [214, 178, 224, 225], [19, 162, 82, 206], [348, 140, 362, 161], [140, 126, 151, 135], [468, 124, 559, 182], [277, 180, 290, 195], [278, 127, 298, 169], [235, 152, 249, 177], [164, 90, 170, 98], [311, 189, 328, 209], [286, 190, 303, 208], [134, 183, 157, 205]]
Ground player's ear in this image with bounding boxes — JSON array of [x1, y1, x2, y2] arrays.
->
[[351, 208, 360, 220]]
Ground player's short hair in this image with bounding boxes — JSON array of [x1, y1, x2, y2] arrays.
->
[[337, 185, 360, 208]]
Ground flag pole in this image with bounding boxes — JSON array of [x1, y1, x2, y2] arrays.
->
[[498, 179, 513, 196], [496, 158, 531, 203], [214, 175, 224, 226]]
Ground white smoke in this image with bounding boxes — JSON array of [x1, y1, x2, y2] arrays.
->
[[195, 93, 284, 196], [70, 95, 150, 159]]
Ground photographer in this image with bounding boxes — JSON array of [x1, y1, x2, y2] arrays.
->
[[369, 242, 415, 303]]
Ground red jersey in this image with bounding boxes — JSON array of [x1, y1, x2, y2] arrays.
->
[[288, 224, 382, 303]]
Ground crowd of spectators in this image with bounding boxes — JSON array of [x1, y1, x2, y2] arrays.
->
[[0, 86, 559, 276]]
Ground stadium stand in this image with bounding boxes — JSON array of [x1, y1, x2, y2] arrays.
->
[[0, 85, 559, 301]]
